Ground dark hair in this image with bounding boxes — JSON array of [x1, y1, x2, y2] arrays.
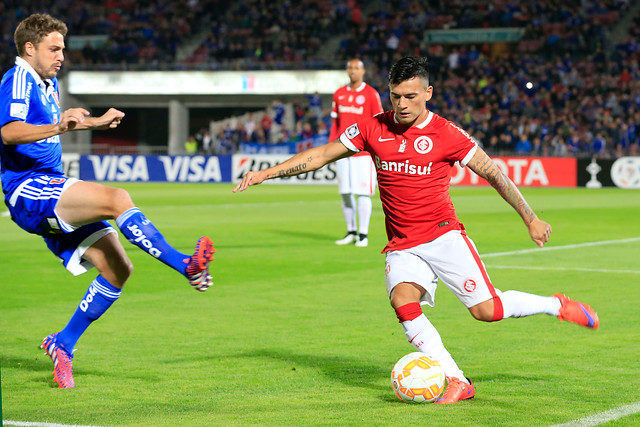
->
[[388, 56, 430, 87], [14, 14, 67, 56]]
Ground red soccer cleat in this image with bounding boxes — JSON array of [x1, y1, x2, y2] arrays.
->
[[185, 236, 215, 292], [554, 293, 599, 329], [41, 333, 75, 389], [435, 377, 475, 404]]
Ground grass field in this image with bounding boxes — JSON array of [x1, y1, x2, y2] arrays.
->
[[1, 183, 639, 426]]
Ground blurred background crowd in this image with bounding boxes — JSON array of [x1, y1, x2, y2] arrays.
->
[[1, 0, 638, 158]]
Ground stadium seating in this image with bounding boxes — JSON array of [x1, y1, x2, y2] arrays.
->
[[1, 0, 637, 158]]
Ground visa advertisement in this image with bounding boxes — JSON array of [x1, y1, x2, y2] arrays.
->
[[69, 154, 638, 189]]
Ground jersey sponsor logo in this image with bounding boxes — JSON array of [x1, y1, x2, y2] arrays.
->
[[79, 285, 98, 312], [399, 139, 407, 152], [338, 105, 364, 115], [413, 136, 434, 154], [464, 279, 477, 293], [9, 103, 27, 120], [374, 155, 433, 175], [356, 95, 366, 104], [126, 223, 163, 258], [345, 123, 360, 139], [378, 136, 395, 142], [39, 135, 61, 144]]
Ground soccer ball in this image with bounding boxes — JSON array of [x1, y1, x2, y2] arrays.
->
[[391, 352, 446, 403]]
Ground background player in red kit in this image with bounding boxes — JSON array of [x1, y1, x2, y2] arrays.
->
[[234, 56, 599, 404], [329, 59, 383, 247]]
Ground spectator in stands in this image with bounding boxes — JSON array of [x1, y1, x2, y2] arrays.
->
[[307, 91, 323, 119], [185, 135, 197, 155], [260, 112, 273, 143]]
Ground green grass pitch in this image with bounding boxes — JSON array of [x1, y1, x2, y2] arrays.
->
[[1, 183, 639, 426]]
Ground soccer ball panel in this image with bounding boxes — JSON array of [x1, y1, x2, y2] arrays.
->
[[390, 352, 446, 403]]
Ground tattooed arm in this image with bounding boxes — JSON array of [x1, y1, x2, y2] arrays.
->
[[233, 141, 353, 193], [466, 147, 552, 247]]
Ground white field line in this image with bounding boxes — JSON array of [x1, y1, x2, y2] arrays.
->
[[480, 237, 640, 258], [549, 401, 640, 427], [488, 265, 640, 275], [3, 422, 108, 427]]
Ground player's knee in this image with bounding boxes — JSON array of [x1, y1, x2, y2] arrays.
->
[[111, 257, 134, 288], [110, 187, 135, 216], [390, 282, 423, 309], [469, 296, 504, 322]]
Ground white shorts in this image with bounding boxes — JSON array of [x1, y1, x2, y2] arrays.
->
[[384, 229, 501, 308], [336, 155, 376, 196]]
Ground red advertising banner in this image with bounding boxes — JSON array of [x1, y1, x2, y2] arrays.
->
[[451, 157, 577, 187]]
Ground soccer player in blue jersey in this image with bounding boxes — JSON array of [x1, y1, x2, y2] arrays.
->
[[0, 14, 215, 388]]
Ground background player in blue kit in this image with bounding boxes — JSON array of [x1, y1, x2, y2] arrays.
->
[[0, 13, 215, 388]]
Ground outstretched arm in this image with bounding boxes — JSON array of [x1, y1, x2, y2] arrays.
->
[[1, 108, 124, 145], [466, 147, 552, 247], [233, 141, 353, 192]]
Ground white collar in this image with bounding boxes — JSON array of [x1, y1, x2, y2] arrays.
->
[[347, 82, 366, 92], [393, 110, 434, 128], [15, 56, 54, 90]]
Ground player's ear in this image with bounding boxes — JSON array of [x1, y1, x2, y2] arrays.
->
[[425, 86, 434, 102], [24, 41, 35, 57]]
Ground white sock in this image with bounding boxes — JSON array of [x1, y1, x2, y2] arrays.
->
[[357, 195, 372, 235], [340, 194, 356, 232], [401, 314, 467, 382], [500, 290, 561, 318]]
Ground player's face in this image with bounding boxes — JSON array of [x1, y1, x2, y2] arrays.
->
[[389, 77, 433, 126], [346, 60, 365, 84], [30, 32, 65, 80]]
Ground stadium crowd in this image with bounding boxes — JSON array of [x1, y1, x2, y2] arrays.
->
[[0, 0, 638, 158]]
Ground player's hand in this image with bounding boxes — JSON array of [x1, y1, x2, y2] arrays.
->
[[233, 171, 265, 193], [93, 108, 125, 130], [528, 217, 552, 248], [57, 108, 90, 133]]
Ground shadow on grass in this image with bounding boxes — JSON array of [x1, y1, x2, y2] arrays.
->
[[240, 349, 389, 392], [1, 353, 161, 388]]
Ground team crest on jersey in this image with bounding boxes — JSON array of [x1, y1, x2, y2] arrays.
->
[[345, 123, 360, 139], [356, 95, 366, 105], [414, 136, 434, 154], [52, 92, 60, 107]]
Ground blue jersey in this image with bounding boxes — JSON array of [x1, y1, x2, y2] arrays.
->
[[0, 57, 63, 198]]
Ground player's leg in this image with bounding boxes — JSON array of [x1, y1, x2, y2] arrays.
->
[[351, 156, 376, 247], [385, 251, 470, 384], [56, 180, 214, 290], [355, 195, 371, 247], [41, 226, 130, 389], [335, 158, 357, 244], [432, 229, 599, 328]]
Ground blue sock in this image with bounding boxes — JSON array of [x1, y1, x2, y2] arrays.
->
[[117, 207, 188, 275], [57, 276, 122, 353]]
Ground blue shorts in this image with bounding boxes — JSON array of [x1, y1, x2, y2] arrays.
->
[[6, 174, 116, 276]]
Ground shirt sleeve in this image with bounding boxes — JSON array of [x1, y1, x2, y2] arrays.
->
[[0, 72, 28, 127], [338, 122, 364, 153], [446, 121, 478, 165]]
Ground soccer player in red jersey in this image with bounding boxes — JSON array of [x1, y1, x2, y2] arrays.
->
[[329, 59, 383, 247], [234, 56, 599, 404]]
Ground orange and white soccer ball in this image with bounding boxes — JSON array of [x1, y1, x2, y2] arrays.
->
[[391, 352, 446, 403]]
